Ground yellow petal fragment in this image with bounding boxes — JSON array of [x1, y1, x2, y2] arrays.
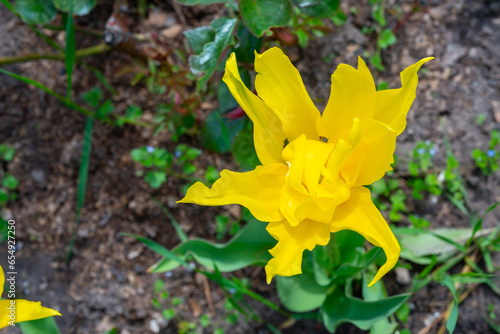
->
[[341, 119, 397, 187], [281, 134, 308, 194], [223, 53, 286, 165], [0, 265, 4, 296], [319, 57, 376, 143], [0, 299, 61, 328], [178, 164, 287, 222], [265, 219, 330, 283], [374, 57, 434, 135], [279, 184, 341, 226], [254, 47, 319, 141], [330, 187, 400, 287]]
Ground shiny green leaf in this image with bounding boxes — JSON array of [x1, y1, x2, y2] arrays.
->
[[240, 0, 292, 37], [52, 0, 96, 15], [276, 252, 329, 312], [148, 218, 276, 273], [189, 17, 238, 89], [19, 316, 61, 334], [292, 0, 339, 18], [321, 284, 410, 331], [14, 0, 57, 24]]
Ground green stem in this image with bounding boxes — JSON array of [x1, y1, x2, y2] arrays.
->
[[0, 44, 112, 66]]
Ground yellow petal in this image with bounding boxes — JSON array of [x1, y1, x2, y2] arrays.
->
[[265, 219, 330, 283], [319, 57, 376, 143], [330, 187, 400, 287], [374, 57, 434, 135], [279, 184, 341, 226], [254, 47, 319, 141], [341, 119, 397, 187], [281, 134, 335, 194], [178, 164, 287, 222], [223, 53, 286, 165], [0, 265, 4, 296], [0, 299, 61, 329]]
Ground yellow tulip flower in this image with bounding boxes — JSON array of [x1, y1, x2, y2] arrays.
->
[[0, 265, 61, 328], [180, 47, 432, 286]]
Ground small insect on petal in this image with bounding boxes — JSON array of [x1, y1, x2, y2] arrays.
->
[[319, 136, 329, 143]]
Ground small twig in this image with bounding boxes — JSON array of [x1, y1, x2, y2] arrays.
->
[[201, 274, 215, 316], [0, 43, 112, 65], [43, 24, 104, 37]]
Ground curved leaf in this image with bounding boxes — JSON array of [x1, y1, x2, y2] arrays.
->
[[321, 284, 410, 332], [52, 0, 96, 15], [240, 0, 292, 37], [276, 251, 329, 312], [291, 0, 340, 19], [189, 17, 238, 89], [14, 0, 57, 24], [148, 219, 276, 273]]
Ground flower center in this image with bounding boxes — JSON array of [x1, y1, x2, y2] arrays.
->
[[279, 134, 351, 225]]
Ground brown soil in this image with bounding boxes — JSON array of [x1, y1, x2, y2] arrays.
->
[[1, 0, 500, 333]]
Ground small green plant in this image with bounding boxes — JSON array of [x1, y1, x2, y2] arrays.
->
[[471, 129, 499, 176], [0, 144, 19, 241], [131, 144, 221, 191]]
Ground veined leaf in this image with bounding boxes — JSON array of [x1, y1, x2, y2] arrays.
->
[[14, 0, 57, 24], [189, 17, 238, 89], [147, 218, 276, 273], [240, 0, 292, 37], [321, 283, 410, 331]]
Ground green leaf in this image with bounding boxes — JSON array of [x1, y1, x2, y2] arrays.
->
[[14, 0, 57, 24], [189, 18, 238, 89], [240, 0, 292, 37], [52, 0, 96, 15], [148, 218, 276, 273], [201, 110, 245, 153], [441, 275, 459, 333], [232, 128, 260, 171], [331, 9, 347, 26], [369, 52, 385, 71], [377, 28, 397, 49], [233, 22, 263, 63], [0, 190, 8, 205], [276, 263, 329, 312], [82, 86, 103, 108], [2, 174, 19, 190], [291, 0, 340, 19], [321, 284, 410, 332], [184, 26, 215, 54], [144, 170, 167, 189], [64, 11, 76, 98], [95, 99, 114, 119], [0, 145, 16, 162], [131, 147, 154, 167], [218, 81, 239, 113], [19, 316, 61, 334]]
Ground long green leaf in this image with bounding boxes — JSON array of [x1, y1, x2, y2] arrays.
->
[[441, 275, 458, 334], [321, 284, 410, 332], [152, 197, 188, 242], [0, 68, 94, 118], [64, 8, 76, 98], [66, 116, 93, 262], [147, 219, 275, 273], [19, 317, 61, 334]]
